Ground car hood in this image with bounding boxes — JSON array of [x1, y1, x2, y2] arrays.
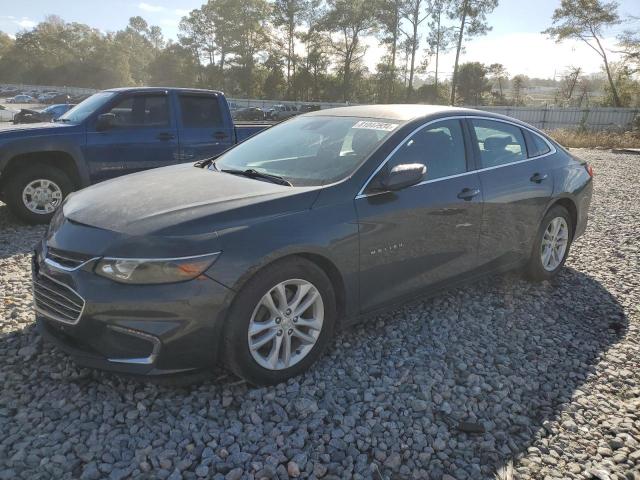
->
[[63, 163, 321, 239], [0, 121, 76, 136]]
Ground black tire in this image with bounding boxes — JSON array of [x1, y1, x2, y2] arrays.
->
[[223, 257, 337, 385], [4, 164, 73, 225], [525, 205, 573, 281]]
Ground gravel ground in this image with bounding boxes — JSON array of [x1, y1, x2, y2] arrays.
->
[[1, 149, 639, 480]]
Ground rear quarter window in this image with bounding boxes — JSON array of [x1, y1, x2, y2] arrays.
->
[[527, 131, 552, 157]]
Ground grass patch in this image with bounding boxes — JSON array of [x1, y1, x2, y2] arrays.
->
[[546, 129, 640, 149]]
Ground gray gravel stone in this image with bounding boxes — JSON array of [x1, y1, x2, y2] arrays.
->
[[0, 149, 639, 479]]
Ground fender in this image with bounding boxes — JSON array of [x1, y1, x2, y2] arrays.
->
[[0, 125, 91, 188], [209, 205, 360, 321]]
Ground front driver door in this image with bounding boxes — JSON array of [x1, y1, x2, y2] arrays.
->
[[84, 93, 178, 182], [356, 118, 483, 312]]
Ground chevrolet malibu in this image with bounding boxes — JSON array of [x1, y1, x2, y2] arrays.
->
[[33, 105, 593, 385]]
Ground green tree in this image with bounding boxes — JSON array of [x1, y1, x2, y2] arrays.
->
[[543, 0, 622, 106], [272, 0, 308, 96], [617, 17, 639, 73], [375, 0, 407, 101], [113, 16, 163, 85], [227, 0, 271, 97], [511, 74, 527, 106], [456, 61, 489, 104], [0, 31, 13, 60], [603, 62, 639, 107], [487, 62, 507, 102], [426, 0, 454, 91], [262, 50, 287, 98], [448, 0, 498, 105], [401, 0, 430, 99], [321, 0, 378, 102], [557, 66, 582, 105], [148, 42, 199, 87], [297, 28, 331, 100]]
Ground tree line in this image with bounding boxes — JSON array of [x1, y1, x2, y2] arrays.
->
[[0, 0, 637, 106]]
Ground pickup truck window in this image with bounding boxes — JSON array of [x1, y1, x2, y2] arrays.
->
[[105, 95, 169, 128], [179, 95, 223, 128], [59, 91, 115, 123], [214, 115, 399, 187]]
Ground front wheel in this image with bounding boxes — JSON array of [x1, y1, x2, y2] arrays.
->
[[223, 257, 336, 385], [526, 205, 573, 281], [4, 165, 73, 224]]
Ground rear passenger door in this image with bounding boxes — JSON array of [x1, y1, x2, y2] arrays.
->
[[468, 118, 554, 268], [176, 94, 234, 162]]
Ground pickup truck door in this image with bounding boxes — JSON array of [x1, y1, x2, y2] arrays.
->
[[176, 93, 234, 162], [84, 92, 178, 182]]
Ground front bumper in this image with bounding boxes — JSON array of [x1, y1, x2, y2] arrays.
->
[[33, 243, 233, 375]]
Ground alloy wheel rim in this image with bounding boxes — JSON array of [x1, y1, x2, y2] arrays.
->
[[541, 217, 569, 271], [22, 179, 63, 214], [248, 278, 324, 371]]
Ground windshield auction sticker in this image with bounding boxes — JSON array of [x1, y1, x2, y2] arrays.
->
[[352, 121, 398, 132]]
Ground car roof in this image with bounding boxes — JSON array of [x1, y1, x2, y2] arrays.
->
[[302, 104, 543, 132], [302, 104, 466, 121], [104, 87, 224, 96]]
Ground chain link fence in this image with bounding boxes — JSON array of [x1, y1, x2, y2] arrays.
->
[[2, 83, 638, 131]]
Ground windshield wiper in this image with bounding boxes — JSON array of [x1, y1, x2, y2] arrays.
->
[[220, 168, 292, 186]]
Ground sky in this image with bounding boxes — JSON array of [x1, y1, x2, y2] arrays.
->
[[1, 0, 638, 80]]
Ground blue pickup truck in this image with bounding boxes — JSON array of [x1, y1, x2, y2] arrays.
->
[[0, 87, 269, 223]]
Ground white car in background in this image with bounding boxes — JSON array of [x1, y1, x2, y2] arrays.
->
[[8, 94, 35, 104], [0, 105, 18, 122]]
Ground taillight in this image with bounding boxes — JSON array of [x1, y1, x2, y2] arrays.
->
[[585, 164, 594, 177]]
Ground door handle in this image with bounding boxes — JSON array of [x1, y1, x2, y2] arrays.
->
[[457, 188, 480, 201], [157, 132, 175, 141], [530, 172, 548, 183], [213, 131, 228, 140]]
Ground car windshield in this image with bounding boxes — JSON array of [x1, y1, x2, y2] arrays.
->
[[213, 115, 400, 186], [58, 91, 115, 123]]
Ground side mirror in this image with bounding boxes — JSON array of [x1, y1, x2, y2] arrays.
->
[[375, 163, 426, 192], [95, 113, 115, 131]]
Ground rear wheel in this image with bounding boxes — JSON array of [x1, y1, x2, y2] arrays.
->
[[224, 257, 336, 385], [526, 205, 573, 281], [4, 164, 73, 224]]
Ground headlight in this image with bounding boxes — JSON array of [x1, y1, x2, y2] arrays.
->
[[95, 253, 220, 284]]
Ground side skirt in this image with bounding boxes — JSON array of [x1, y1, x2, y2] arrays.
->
[[340, 258, 526, 329]]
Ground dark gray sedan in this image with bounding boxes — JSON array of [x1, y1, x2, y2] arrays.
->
[[33, 105, 593, 385]]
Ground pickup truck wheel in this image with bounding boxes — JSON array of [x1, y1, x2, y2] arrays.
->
[[5, 165, 73, 224]]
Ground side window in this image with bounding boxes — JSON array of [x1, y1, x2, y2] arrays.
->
[[104, 95, 169, 128], [106, 98, 134, 127], [179, 95, 223, 128], [471, 119, 527, 168], [527, 131, 552, 157], [386, 119, 467, 181], [144, 96, 170, 127]]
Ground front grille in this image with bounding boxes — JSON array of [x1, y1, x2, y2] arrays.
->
[[46, 247, 95, 270], [33, 274, 85, 325]]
